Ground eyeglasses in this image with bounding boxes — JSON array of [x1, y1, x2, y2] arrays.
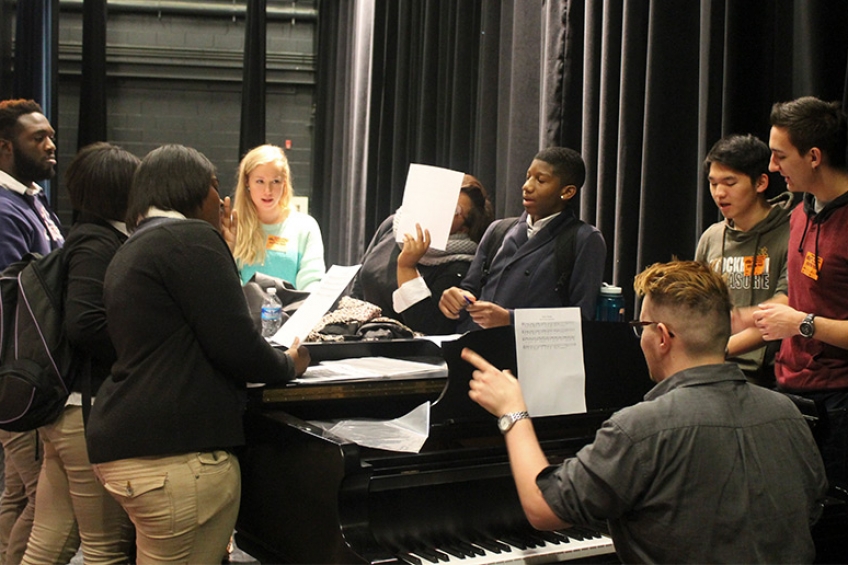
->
[[629, 320, 675, 338]]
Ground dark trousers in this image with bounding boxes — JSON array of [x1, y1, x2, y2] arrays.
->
[[801, 389, 848, 492]]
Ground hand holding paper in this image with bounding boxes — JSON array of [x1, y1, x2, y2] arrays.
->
[[396, 164, 464, 251]]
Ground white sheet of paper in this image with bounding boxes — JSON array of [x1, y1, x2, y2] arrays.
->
[[395, 164, 464, 251], [514, 308, 587, 416], [270, 264, 361, 347], [309, 401, 431, 453]]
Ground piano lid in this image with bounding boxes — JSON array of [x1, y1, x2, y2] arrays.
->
[[434, 322, 653, 428], [255, 338, 448, 420], [253, 322, 652, 427]]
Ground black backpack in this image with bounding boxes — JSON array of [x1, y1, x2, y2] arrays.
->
[[0, 248, 80, 431], [479, 216, 582, 305]]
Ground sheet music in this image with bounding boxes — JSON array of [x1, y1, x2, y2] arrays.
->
[[395, 164, 464, 251], [514, 308, 587, 416], [292, 357, 447, 384], [270, 264, 361, 347]]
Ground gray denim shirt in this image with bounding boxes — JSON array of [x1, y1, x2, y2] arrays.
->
[[537, 363, 828, 564]]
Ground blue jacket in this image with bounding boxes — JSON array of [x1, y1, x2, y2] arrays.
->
[[458, 210, 606, 332]]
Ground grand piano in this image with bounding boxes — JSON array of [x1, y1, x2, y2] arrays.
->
[[235, 322, 848, 564], [235, 322, 652, 564]]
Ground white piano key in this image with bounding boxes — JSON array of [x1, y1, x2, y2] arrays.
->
[[402, 530, 616, 565]]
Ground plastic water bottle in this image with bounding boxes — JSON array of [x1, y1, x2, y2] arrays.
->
[[261, 287, 283, 337], [595, 283, 625, 322]]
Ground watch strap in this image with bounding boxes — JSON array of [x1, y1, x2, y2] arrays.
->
[[800, 313, 816, 338]]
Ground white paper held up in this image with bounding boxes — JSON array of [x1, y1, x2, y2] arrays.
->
[[395, 164, 464, 251]]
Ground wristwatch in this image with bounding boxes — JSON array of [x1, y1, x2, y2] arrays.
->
[[498, 411, 530, 434], [800, 313, 816, 338]]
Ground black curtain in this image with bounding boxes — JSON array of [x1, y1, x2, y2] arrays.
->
[[313, 0, 349, 261], [12, 0, 59, 207], [366, 1, 487, 237], [313, 0, 848, 319], [77, 0, 107, 149], [548, 0, 848, 313], [239, 0, 267, 160], [0, 0, 12, 100]]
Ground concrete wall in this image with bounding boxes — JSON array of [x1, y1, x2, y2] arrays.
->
[[47, 1, 316, 225]]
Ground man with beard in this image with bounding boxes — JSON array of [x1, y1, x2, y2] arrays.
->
[[0, 99, 63, 564]]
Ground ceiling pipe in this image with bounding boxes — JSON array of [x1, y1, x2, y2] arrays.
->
[[56, 0, 317, 21]]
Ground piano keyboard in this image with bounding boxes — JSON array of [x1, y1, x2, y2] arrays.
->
[[394, 527, 616, 565]]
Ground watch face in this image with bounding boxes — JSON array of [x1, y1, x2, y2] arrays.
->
[[800, 314, 815, 338], [498, 415, 511, 432]]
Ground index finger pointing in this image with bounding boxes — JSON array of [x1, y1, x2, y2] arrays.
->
[[461, 347, 496, 372]]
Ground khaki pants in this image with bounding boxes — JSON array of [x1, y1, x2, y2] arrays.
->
[[0, 430, 40, 565], [93, 450, 240, 564], [22, 406, 134, 565]]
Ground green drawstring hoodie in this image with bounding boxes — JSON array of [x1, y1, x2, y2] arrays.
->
[[694, 192, 795, 386]]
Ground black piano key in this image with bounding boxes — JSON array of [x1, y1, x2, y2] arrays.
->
[[398, 553, 422, 565], [499, 535, 528, 550], [470, 537, 508, 554], [455, 540, 486, 557], [434, 549, 451, 562], [412, 547, 449, 563], [537, 530, 563, 545], [551, 530, 572, 543], [524, 531, 549, 548], [560, 528, 587, 541], [574, 526, 603, 539], [435, 544, 466, 559]]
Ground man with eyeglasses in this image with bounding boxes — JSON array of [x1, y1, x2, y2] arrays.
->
[[462, 260, 827, 563]]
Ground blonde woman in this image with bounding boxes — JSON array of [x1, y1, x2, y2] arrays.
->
[[228, 144, 325, 290]]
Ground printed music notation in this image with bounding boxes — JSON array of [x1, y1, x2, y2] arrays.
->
[[514, 308, 587, 416], [518, 320, 578, 350]]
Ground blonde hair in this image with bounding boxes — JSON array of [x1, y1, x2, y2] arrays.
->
[[633, 260, 732, 357], [232, 144, 293, 266]]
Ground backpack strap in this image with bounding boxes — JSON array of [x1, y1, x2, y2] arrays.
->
[[480, 217, 519, 287], [553, 217, 584, 305]]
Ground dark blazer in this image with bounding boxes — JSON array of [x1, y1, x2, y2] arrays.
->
[[458, 210, 606, 332]]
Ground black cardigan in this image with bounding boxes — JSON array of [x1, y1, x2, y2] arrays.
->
[[63, 215, 127, 396], [86, 218, 295, 463]]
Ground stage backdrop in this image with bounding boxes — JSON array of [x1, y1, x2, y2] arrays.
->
[[312, 0, 848, 318]]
